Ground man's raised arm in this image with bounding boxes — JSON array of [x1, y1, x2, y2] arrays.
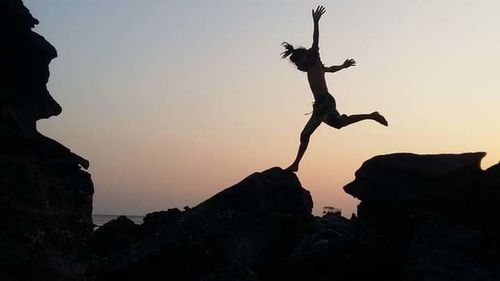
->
[[311, 6, 325, 50]]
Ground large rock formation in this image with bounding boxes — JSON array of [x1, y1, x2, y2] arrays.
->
[[93, 153, 500, 281], [0, 1, 94, 280], [95, 167, 313, 281], [282, 153, 500, 281], [344, 152, 486, 222]]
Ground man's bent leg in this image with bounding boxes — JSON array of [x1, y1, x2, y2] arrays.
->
[[287, 115, 322, 172], [325, 111, 388, 128]]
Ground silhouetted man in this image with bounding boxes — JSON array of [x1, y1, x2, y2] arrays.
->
[[282, 6, 388, 172]]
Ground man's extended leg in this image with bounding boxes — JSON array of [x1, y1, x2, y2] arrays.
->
[[287, 115, 322, 172], [325, 111, 388, 128]]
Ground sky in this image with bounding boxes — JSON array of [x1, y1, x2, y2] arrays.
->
[[25, 0, 500, 216]]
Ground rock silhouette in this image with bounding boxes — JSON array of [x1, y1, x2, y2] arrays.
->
[[95, 167, 313, 281], [283, 153, 500, 281], [0, 1, 93, 280], [344, 152, 486, 222], [93, 154, 500, 281]]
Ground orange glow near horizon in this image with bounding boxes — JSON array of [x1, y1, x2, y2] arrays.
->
[[29, 0, 500, 216]]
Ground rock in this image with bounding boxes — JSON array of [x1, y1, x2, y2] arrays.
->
[[91, 153, 500, 281], [403, 224, 491, 281], [94, 216, 141, 257], [478, 163, 500, 214], [141, 208, 184, 235], [345, 152, 485, 202], [195, 167, 312, 216], [336, 152, 500, 281], [278, 153, 500, 281], [344, 152, 486, 222], [200, 261, 260, 281], [0, 1, 94, 280], [95, 167, 312, 281], [281, 213, 358, 281], [0, 0, 62, 128], [281, 211, 406, 281], [93, 210, 186, 257], [477, 163, 500, 278]]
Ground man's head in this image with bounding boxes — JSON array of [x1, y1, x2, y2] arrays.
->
[[281, 42, 315, 72]]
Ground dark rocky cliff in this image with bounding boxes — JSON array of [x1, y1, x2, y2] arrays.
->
[[0, 1, 94, 280]]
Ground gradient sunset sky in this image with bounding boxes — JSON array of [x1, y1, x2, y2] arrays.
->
[[26, 0, 499, 216]]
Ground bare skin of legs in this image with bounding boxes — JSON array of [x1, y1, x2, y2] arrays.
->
[[286, 111, 387, 172]]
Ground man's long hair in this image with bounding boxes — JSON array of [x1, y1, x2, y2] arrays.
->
[[281, 42, 310, 72], [281, 42, 295, 59]]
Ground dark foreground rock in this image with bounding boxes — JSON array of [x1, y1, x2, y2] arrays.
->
[[282, 153, 500, 281], [95, 153, 500, 281], [0, 1, 94, 281], [141, 208, 184, 235], [95, 167, 313, 281], [344, 152, 486, 223], [94, 216, 141, 257]]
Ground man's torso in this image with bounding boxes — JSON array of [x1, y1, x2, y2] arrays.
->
[[307, 57, 328, 100]]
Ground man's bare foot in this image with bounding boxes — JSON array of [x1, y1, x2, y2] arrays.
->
[[286, 163, 299, 172], [371, 111, 388, 126]]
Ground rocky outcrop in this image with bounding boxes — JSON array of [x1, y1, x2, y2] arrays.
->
[[282, 153, 500, 281], [94, 216, 141, 257], [0, 1, 94, 280], [140, 208, 184, 236], [93, 154, 500, 281], [343, 153, 500, 281], [344, 152, 486, 223], [95, 167, 313, 281]]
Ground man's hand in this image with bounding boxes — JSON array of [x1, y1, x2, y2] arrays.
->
[[312, 6, 326, 23], [343, 59, 356, 68]]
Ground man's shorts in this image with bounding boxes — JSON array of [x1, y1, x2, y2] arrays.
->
[[311, 93, 343, 128], [301, 93, 344, 138]]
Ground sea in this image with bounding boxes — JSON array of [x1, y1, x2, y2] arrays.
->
[[92, 214, 144, 228]]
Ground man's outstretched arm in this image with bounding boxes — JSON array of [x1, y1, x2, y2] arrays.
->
[[311, 6, 325, 50], [324, 59, 356, 73]]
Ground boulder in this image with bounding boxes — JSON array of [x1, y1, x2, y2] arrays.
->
[[344, 152, 486, 222], [141, 208, 183, 235], [94, 216, 141, 257], [338, 152, 500, 281], [96, 167, 313, 281]]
